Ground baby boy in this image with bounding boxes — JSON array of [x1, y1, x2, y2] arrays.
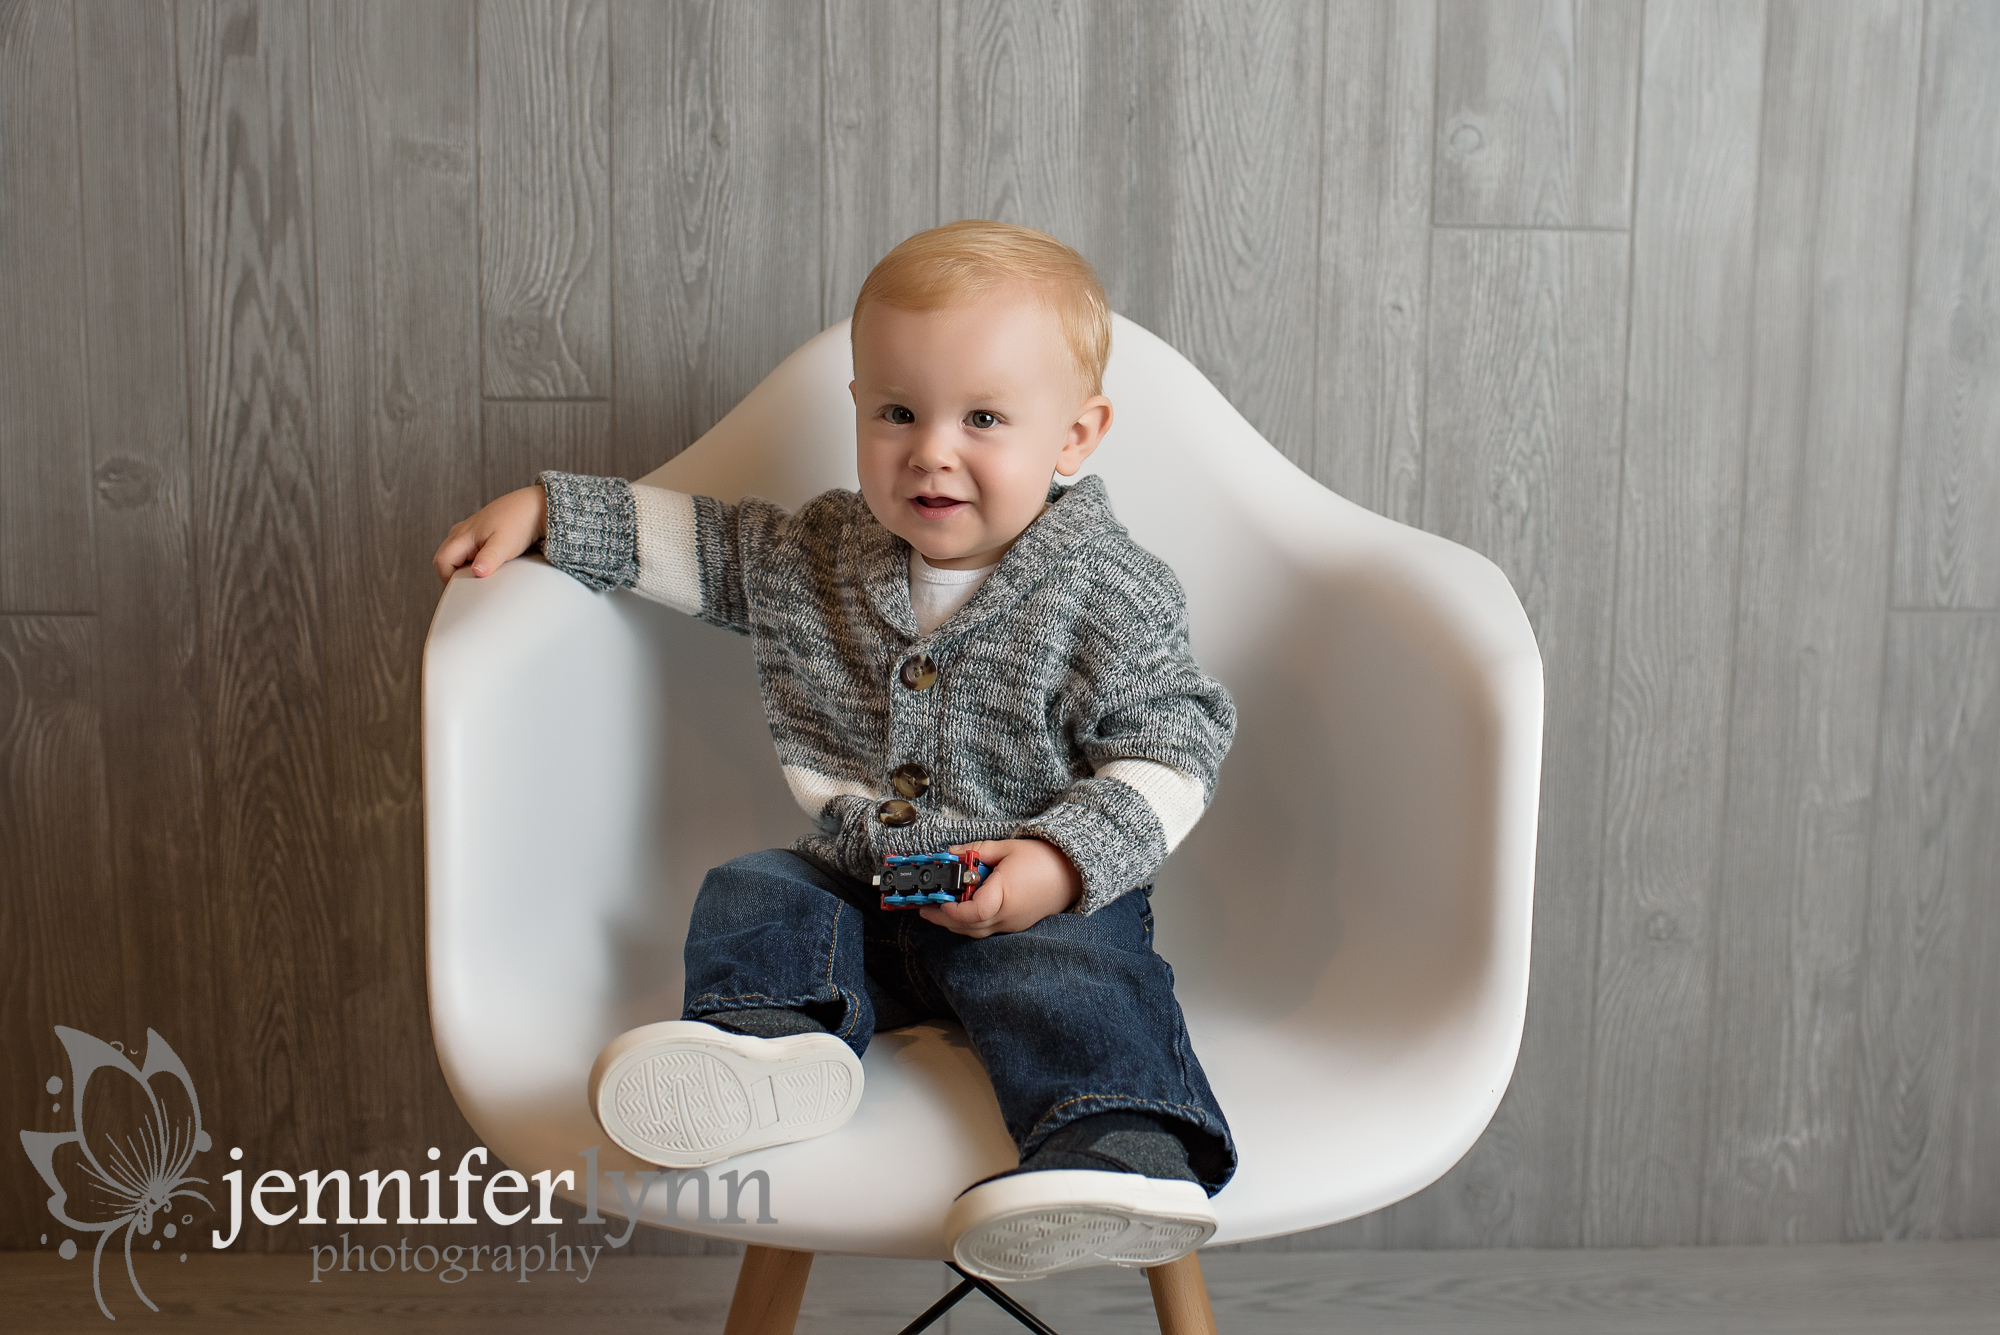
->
[[432, 220, 1235, 1281]]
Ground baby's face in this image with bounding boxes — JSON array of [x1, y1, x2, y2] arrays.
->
[[850, 287, 1111, 571]]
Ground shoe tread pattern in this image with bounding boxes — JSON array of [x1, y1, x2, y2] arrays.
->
[[1101, 1216, 1209, 1264], [960, 1209, 1129, 1275], [774, 1060, 853, 1124], [612, 1050, 751, 1153]]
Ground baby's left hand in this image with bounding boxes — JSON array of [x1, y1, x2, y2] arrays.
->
[[919, 839, 1082, 937]]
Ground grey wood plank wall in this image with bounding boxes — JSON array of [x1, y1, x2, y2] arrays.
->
[[3, 0, 1995, 1255]]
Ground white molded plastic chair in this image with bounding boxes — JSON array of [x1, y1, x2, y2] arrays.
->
[[424, 315, 1542, 1332]]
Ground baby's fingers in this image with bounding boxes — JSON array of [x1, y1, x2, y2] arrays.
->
[[963, 873, 1005, 920], [920, 881, 1001, 933], [938, 879, 1004, 932], [432, 526, 482, 583], [469, 530, 521, 578]]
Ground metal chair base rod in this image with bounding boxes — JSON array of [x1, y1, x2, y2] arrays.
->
[[893, 1262, 1066, 1335]]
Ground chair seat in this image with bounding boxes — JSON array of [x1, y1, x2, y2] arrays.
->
[[424, 316, 1542, 1257]]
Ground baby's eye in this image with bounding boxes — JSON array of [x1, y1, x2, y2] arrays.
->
[[884, 405, 915, 425], [967, 410, 998, 429]]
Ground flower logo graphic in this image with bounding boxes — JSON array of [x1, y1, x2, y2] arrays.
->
[[20, 1027, 212, 1321]]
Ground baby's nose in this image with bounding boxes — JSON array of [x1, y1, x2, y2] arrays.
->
[[909, 432, 957, 469]]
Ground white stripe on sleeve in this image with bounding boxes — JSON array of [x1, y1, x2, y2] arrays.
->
[[631, 483, 703, 614], [1094, 758, 1207, 853], [780, 765, 881, 820]]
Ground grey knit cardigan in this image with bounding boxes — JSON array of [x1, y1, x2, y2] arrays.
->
[[537, 470, 1235, 915]]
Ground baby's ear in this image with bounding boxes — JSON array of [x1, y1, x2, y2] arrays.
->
[[1057, 396, 1112, 474]]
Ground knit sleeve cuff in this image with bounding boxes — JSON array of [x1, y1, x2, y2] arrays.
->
[[538, 470, 637, 592], [1018, 777, 1171, 916]]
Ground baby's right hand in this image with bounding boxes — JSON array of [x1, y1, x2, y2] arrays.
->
[[432, 484, 548, 585]]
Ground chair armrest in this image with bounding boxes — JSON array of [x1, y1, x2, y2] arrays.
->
[[423, 557, 802, 1120]]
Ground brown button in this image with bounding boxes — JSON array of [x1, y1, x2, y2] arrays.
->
[[876, 798, 918, 827], [899, 653, 938, 691], [891, 762, 931, 799]]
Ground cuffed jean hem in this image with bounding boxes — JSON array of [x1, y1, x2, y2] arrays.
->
[[1018, 1093, 1235, 1198]]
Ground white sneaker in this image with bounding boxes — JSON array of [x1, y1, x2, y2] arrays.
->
[[943, 1170, 1217, 1282], [588, 1020, 864, 1168]]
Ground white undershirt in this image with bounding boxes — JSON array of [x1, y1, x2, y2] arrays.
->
[[909, 550, 998, 635]]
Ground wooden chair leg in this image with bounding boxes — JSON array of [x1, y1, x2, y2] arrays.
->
[[1146, 1251, 1219, 1335], [723, 1244, 814, 1335]]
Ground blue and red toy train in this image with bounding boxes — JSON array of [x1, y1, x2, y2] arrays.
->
[[875, 850, 989, 910]]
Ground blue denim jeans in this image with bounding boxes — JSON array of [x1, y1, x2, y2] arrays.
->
[[679, 848, 1235, 1194]]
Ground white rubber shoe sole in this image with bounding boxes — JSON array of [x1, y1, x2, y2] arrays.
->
[[944, 1170, 1217, 1282], [588, 1020, 864, 1168]]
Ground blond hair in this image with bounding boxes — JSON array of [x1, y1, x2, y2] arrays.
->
[[852, 220, 1111, 398]]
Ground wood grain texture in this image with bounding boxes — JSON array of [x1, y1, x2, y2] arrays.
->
[[0, 0, 95, 612], [310, 0, 483, 1186], [721, 1245, 813, 1335], [10, 1243, 2000, 1333], [610, 0, 822, 477], [1701, 0, 1925, 1246], [0, 617, 120, 1249], [947, 0, 1324, 469], [938, 0, 1143, 312], [1953, 639, 2000, 1246], [72, 0, 219, 1152], [1890, 0, 2000, 609], [1141, 0, 1324, 466], [971, 1242, 2000, 1334], [177, 0, 337, 1248], [1433, 0, 1642, 230], [1846, 613, 2000, 1241], [823, 0, 939, 327], [1405, 228, 1630, 1248], [11, 0, 2000, 1256], [1583, 0, 1766, 1249], [1310, 0, 1434, 523], [1145, 1252, 1219, 1335], [479, 0, 610, 399], [483, 399, 612, 497]]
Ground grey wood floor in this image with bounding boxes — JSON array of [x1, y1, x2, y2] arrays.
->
[[4, 1243, 1997, 1334], [3, 0, 1996, 1258]]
